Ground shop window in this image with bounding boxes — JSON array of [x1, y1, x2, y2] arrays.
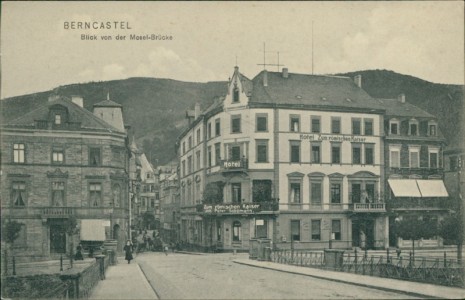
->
[[290, 220, 301, 241], [311, 116, 320, 133], [12, 182, 26, 207], [232, 221, 241, 241], [290, 115, 300, 132], [311, 220, 321, 241], [331, 220, 341, 240], [13, 143, 25, 163]]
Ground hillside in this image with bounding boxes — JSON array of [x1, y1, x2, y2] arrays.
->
[[1, 70, 463, 165]]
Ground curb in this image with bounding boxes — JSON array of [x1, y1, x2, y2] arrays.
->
[[136, 263, 160, 300], [233, 260, 441, 299], [174, 250, 206, 255]]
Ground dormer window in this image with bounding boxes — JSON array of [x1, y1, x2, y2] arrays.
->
[[389, 119, 400, 135], [409, 119, 418, 136], [232, 86, 239, 103], [55, 114, 62, 125], [428, 121, 438, 136]]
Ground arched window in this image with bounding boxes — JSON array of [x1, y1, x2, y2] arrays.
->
[[233, 86, 239, 103], [232, 221, 241, 241]]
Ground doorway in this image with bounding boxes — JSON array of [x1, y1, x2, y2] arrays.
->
[[50, 224, 66, 253], [352, 218, 375, 250]]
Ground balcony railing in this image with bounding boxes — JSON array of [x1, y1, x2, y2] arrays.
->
[[197, 199, 279, 215], [42, 207, 75, 218], [220, 158, 248, 172], [352, 203, 386, 212]]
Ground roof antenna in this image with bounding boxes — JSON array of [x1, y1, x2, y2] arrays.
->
[[311, 20, 314, 75], [257, 42, 285, 71]]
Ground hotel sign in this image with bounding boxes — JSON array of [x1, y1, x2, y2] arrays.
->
[[201, 203, 261, 214], [223, 160, 242, 169], [300, 134, 367, 143]]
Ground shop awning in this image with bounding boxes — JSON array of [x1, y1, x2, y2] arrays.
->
[[416, 180, 449, 197], [80, 220, 106, 241], [388, 179, 422, 197]]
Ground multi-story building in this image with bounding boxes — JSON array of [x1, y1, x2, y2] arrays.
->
[[1, 95, 130, 261], [177, 67, 389, 252], [381, 94, 450, 248], [138, 152, 160, 228], [159, 167, 180, 244]]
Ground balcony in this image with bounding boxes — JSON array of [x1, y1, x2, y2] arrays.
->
[[220, 158, 248, 173], [387, 198, 452, 211], [42, 207, 75, 218], [196, 199, 279, 215], [352, 203, 386, 212], [389, 167, 443, 177]]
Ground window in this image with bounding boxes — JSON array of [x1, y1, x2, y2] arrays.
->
[[196, 128, 201, 144], [390, 120, 399, 135], [310, 181, 322, 205], [89, 183, 102, 207], [182, 142, 186, 154], [196, 151, 201, 170], [232, 221, 241, 241], [232, 183, 241, 204], [352, 144, 361, 164], [187, 156, 192, 174], [311, 117, 320, 133], [230, 145, 241, 160], [331, 117, 341, 134], [182, 160, 186, 177], [51, 181, 65, 206], [290, 182, 301, 203], [331, 143, 341, 164], [290, 115, 300, 132], [112, 184, 121, 207], [429, 151, 438, 169], [207, 123, 212, 139], [364, 119, 373, 135], [12, 182, 26, 207], [252, 180, 272, 203], [215, 119, 221, 136], [13, 143, 25, 163], [429, 124, 437, 136], [256, 114, 268, 132], [232, 87, 240, 103], [89, 147, 101, 166], [290, 141, 300, 163], [55, 114, 62, 125], [351, 183, 361, 203], [365, 144, 374, 165], [188, 136, 192, 149], [290, 220, 301, 241], [256, 219, 268, 238], [311, 143, 321, 163], [330, 182, 341, 204], [155, 192, 160, 200], [214, 143, 221, 165], [150, 199, 155, 208], [390, 148, 400, 168], [231, 115, 241, 133], [311, 220, 321, 240], [207, 146, 212, 167], [352, 119, 361, 135], [256, 140, 268, 163], [449, 156, 458, 171], [409, 146, 420, 168], [52, 149, 64, 164], [331, 220, 341, 240], [409, 119, 418, 136], [365, 183, 375, 202]]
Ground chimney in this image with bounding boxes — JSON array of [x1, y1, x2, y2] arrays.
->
[[398, 93, 406, 103], [48, 94, 59, 102], [194, 102, 201, 119], [263, 70, 268, 87], [354, 75, 362, 88], [282, 68, 289, 79], [71, 95, 84, 107]]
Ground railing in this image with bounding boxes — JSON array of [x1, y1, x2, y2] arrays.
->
[[42, 207, 75, 218], [269, 249, 465, 288], [353, 203, 386, 212]]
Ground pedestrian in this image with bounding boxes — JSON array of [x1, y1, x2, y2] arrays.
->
[[124, 240, 134, 264], [74, 243, 84, 260], [164, 244, 169, 256], [396, 246, 402, 258]]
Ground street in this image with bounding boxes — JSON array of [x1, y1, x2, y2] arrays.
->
[[136, 252, 418, 299]]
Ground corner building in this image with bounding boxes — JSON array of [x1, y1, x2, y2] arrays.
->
[[178, 67, 389, 251]]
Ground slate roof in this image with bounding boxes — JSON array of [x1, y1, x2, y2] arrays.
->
[[3, 97, 123, 133], [376, 98, 436, 119], [248, 71, 385, 112]]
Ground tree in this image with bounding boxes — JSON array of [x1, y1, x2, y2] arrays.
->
[[395, 217, 438, 257], [1, 219, 22, 247], [439, 212, 463, 262]]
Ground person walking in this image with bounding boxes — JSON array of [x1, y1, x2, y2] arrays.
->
[[124, 240, 134, 264], [74, 243, 84, 260], [164, 244, 169, 256]]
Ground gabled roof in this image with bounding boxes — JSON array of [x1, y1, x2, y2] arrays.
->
[[3, 98, 123, 132], [249, 71, 385, 111], [376, 98, 435, 119], [93, 99, 123, 108]]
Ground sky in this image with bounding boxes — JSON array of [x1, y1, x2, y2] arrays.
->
[[1, 1, 464, 99]]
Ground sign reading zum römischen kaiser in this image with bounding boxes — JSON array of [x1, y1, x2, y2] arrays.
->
[[200, 204, 261, 214]]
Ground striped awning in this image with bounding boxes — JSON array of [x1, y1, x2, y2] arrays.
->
[[388, 179, 422, 197]]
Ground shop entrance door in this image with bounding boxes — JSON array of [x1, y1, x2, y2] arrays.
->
[[50, 224, 66, 254]]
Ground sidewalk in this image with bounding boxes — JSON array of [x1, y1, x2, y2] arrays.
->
[[90, 257, 158, 299], [234, 259, 465, 299]]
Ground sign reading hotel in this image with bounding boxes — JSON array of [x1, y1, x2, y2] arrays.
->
[[223, 160, 242, 168], [202, 203, 261, 214], [300, 134, 367, 143]]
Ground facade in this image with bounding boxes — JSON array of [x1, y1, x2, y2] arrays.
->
[[177, 67, 389, 251], [1, 95, 130, 262], [138, 152, 161, 229], [381, 95, 450, 248], [159, 167, 180, 244]]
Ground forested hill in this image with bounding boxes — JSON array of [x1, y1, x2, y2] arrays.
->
[[1, 70, 463, 165]]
